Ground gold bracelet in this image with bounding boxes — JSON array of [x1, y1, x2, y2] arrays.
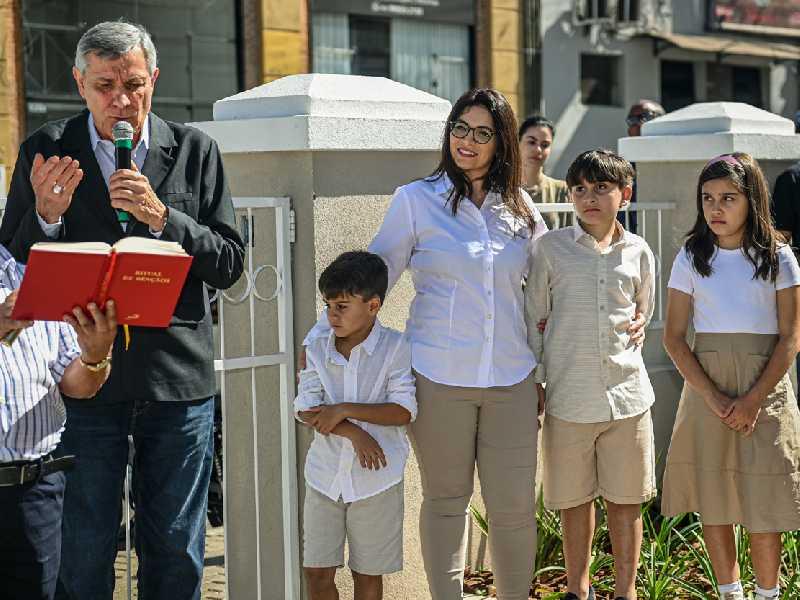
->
[[79, 354, 112, 372]]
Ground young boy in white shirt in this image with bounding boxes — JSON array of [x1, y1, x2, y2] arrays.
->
[[295, 250, 417, 600], [526, 149, 657, 600]]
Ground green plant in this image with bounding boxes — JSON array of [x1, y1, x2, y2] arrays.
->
[[466, 500, 800, 598]]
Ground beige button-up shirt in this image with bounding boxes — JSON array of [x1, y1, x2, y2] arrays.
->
[[526, 222, 656, 423]]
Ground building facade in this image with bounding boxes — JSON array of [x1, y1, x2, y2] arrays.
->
[[0, 0, 528, 191], [3, 1, 799, 190], [537, 0, 800, 178]]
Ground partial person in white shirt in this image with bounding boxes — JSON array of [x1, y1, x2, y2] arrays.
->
[[526, 150, 656, 600], [303, 88, 546, 600], [295, 251, 416, 600]]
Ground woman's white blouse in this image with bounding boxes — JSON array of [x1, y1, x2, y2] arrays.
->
[[320, 175, 547, 388]]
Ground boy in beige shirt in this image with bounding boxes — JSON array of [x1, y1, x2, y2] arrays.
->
[[526, 149, 656, 600]]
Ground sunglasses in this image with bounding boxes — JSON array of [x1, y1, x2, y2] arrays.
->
[[449, 120, 495, 144], [625, 110, 659, 128]]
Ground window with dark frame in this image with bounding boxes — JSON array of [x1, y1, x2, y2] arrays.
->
[[617, 0, 639, 22], [706, 63, 764, 109], [580, 54, 622, 107], [660, 60, 695, 112], [21, 0, 241, 135], [349, 16, 390, 78]]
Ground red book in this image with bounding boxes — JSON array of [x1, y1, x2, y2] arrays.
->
[[12, 238, 193, 327]]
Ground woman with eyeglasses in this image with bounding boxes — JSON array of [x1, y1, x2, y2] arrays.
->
[[519, 115, 571, 230], [302, 88, 547, 599], [371, 88, 547, 599]]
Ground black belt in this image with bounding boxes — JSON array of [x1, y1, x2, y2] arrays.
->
[[0, 454, 75, 487]]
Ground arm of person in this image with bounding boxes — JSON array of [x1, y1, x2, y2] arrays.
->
[[301, 186, 418, 350], [110, 139, 245, 290], [526, 239, 551, 415], [629, 246, 657, 347], [160, 141, 245, 290], [57, 302, 117, 399], [724, 285, 800, 435], [525, 238, 551, 385], [772, 169, 797, 246], [662, 288, 734, 419], [294, 349, 325, 425], [0, 148, 81, 261]]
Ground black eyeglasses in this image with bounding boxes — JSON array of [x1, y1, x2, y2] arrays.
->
[[449, 120, 495, 144], [625, 110, 659, 128]]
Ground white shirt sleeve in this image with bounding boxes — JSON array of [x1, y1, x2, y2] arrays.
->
[[776, 245, 800, 290], [293, 347, 325, 419], [302, 310, 331, 345], [369, 186, 416, 294], [384, 334, 417, 421], [636, 244, 657, 325], [668, 247, 694, 295], [525, 236, 552, 383], [36, 212, 62, 239]]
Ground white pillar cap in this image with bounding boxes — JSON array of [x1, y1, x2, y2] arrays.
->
[[619, 102, 800, 162], [192, 74, 452, 153]]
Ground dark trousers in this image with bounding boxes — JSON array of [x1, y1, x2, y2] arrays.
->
[[54, 397, 214, 600], [0, 469, 66, 600]]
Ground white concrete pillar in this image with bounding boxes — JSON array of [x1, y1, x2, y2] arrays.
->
[[193, 74, 458, 600], [619, 101, 800, 467]]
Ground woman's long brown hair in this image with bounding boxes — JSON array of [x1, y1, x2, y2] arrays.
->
[[429, 88, 534, 230]]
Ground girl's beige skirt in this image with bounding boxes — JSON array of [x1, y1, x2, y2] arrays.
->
[[662, 333, 800, 532]]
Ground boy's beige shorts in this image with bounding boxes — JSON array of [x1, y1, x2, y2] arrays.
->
[[542, 409, 657, 510], [302, 481, 404, 575]]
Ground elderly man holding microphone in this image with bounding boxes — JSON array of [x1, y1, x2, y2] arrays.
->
[[0, 20, 244, 600]]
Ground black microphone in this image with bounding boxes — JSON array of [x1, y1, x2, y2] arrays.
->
[[112, 120, 134, 226]]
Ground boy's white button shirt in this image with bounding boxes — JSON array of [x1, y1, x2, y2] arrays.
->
[[305, 176, 548, 388], [526, 222, 656, 423], [295, 320, 417, 503]]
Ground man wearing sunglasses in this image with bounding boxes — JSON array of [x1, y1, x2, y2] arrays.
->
[[625, 100, 665, 138], [620, 100, 666, 233]]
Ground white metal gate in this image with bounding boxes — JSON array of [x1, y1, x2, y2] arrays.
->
[[213, 196, 300, 599]]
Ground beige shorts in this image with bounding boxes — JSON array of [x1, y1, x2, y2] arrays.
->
[[542, 410, 657, 510], [302, 481, 404, 575]]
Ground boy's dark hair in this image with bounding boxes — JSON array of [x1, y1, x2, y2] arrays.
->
[[565, 149, 635, 189], [685, 152, 779, 282], [518, 115, 555, 140], [318, 251, 389, 303]]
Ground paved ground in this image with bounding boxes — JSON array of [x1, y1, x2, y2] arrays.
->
[[113, 524, 226, 599]]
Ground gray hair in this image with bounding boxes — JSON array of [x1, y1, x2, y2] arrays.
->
[[75, 21, 157, 75]]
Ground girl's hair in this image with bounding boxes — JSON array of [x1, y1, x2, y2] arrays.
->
[[685, 152, 779, 282], [518, 115, 555, 140], [429, 88, 534, 229]]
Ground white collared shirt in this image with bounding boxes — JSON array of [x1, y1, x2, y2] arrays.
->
[[526, 222, 656, 423], [37, 113, 151, 237], [305, 175, 548, 388], [294, 320, 416, 503]]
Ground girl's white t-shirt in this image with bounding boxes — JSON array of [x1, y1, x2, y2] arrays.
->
[[668, 245, 800, 334]]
